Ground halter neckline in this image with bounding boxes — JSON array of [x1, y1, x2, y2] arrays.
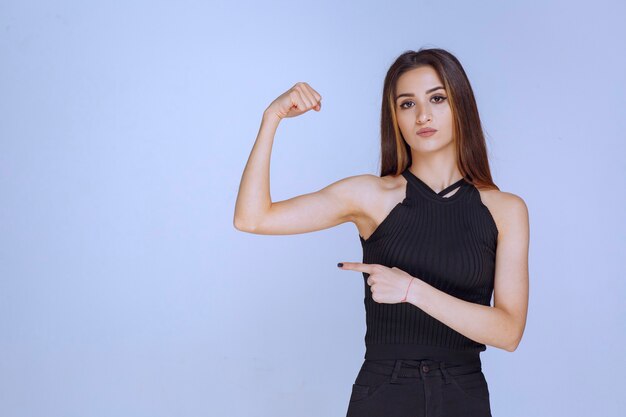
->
[[402, 168, 470, 203]]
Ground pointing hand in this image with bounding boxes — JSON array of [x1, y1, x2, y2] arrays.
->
[[337, 262, 418, 304]]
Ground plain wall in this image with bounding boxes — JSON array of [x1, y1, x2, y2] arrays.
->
[[1, 1, 625, 416]]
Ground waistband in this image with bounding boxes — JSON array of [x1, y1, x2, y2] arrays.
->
[[362, 358, 482, 384]]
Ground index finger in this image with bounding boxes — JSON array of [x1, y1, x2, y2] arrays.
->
[[337, 262, 376, 274]]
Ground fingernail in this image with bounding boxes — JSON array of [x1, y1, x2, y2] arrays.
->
[[337, 263, 343, 267]]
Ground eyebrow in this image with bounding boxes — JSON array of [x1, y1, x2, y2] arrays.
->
[[395, 86, 445, 101]]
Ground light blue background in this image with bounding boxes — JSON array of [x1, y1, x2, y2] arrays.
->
[[1, 1, 624, 416]]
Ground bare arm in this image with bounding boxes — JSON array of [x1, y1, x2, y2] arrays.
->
[[407, 193, 530, 351], [233, 110, 281, 232], [337, 192, 530, 352], [234, 82, 367, 235]]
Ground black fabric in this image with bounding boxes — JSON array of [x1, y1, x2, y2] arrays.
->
[[359, 167, 498, 360], [346, 358, 492, 417]]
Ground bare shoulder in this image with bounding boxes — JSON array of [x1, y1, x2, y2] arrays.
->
[[477, 187, 529, 235], [350, 172, 407, 239], [313, 172, 405, 240], [330, 172, 397, 216], [236, 172, 386, 236]]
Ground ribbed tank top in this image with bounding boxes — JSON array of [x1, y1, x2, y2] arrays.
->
[[358, 167, 498, 363]]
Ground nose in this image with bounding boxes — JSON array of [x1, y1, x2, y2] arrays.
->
[[416, 107, 432, 124], [416, 109, 432, 124]]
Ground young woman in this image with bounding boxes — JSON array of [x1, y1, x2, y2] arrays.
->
[[234, 48, 529, 417]]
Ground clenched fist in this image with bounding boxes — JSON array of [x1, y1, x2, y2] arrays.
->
[[265, 82, 322, 120]]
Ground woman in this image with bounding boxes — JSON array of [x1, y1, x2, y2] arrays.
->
[[234, 48, 529, 417]]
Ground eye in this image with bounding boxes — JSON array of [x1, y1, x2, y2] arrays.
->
[[399, 96, 447, 109]]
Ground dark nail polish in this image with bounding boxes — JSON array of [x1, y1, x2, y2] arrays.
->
[[337, 263, 343, 267]]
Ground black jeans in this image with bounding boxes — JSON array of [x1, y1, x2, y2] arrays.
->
[[346, 358, 492, 417]]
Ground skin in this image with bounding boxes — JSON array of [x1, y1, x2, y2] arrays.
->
[[234, 71, 529, 352]]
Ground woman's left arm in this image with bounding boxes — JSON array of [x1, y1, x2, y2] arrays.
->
[[407, 193, 529, 352]]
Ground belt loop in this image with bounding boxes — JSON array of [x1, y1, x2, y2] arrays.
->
[[390, 360, 403, 384], [417, 360, 425, 380], [440, 361, 451, 385]]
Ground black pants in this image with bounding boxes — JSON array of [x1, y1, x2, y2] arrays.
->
[[346, 358, 492, 417]]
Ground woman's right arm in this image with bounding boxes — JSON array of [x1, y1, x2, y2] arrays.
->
[[233, 82, 370, 236]]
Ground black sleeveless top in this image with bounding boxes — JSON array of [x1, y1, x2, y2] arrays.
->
[[358, 167, 498, 362]]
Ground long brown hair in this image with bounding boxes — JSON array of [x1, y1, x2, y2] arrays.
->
[[379, 48, 499, 191]]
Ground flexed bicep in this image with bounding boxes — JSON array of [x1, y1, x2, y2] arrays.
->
[[240, 174, 371, 236]]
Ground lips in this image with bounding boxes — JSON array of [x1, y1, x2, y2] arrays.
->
[[417, 128, 437, 137]]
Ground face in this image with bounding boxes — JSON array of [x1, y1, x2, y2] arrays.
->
[[394, 66, 454, 154]]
